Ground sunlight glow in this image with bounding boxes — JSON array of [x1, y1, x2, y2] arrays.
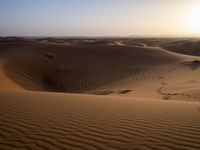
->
[[185, 5, 200, 34]]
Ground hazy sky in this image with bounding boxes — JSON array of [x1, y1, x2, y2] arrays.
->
[[0, 0, 200, 36]]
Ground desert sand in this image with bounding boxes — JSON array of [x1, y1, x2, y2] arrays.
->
[[0, 37, 200, 149]]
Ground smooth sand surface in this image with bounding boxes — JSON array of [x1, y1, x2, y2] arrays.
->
[[0, 38, 200, 149]]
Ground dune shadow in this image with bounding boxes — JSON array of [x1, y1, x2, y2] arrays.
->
[[3, 43, 145, 93], [182, 60, 200, 70]]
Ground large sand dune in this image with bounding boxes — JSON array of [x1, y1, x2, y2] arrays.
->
[[0, 91, 200, 150], [0, 38, 200, 149], [0, 38, 200, 99]]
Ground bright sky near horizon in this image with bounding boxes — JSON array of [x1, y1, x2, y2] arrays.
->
[[0, 0, 200, 36]]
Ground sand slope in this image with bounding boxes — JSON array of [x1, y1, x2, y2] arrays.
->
[[0, 59, 23, 91], [124, 38, 200, 56], [0, 40, 200, 100], [0, 42, 180, 91], [1, 91, 200, 150]]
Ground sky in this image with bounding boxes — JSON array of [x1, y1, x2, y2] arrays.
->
[[0, 0, 200, 36]]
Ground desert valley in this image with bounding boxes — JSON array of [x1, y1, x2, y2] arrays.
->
[[0, 37, 200, 149]]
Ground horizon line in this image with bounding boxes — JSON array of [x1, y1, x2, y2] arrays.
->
[[1, 34, 200, 39]]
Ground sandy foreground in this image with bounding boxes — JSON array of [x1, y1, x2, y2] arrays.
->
[[0, 38, 200, 150]]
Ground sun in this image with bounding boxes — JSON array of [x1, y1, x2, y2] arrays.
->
[[185, 5, 200, 34]]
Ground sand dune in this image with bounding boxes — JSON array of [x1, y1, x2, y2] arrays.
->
[[1, 91, 200, 150], [130, 38, 200, 56], [0, 39, 200, 99], [1, 38, 200, 149]]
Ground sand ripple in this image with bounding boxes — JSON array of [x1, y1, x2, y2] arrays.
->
[[0, 91, 200, 150]]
